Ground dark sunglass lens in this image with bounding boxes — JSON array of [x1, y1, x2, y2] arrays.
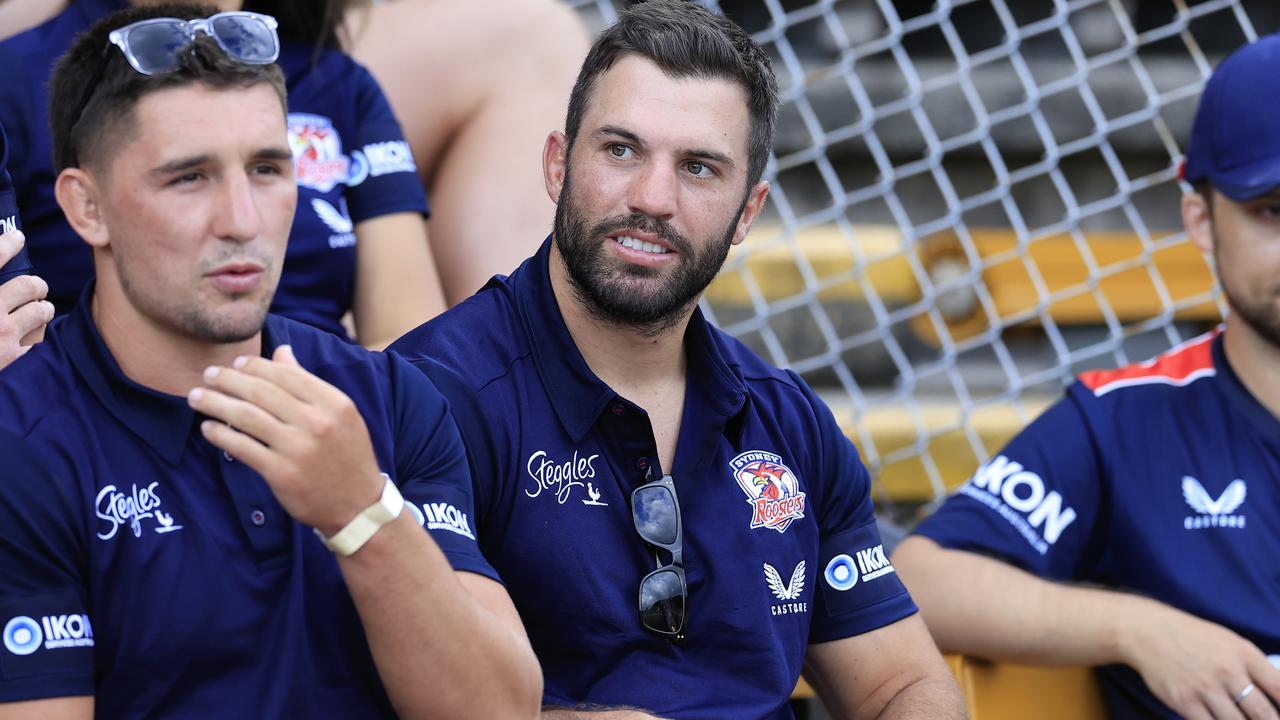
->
[[639, 568, 685, 634], [633, 485, 678, 546], [210, 16, 276, 62], [127, 22, 188, 74]]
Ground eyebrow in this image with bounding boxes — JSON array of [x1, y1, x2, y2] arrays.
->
[[148, 146, 294, 176], [595, 125, 736, 169]]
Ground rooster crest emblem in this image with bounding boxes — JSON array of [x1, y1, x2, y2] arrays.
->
[[764, 561, 806, 601], [731, 451, 806, 533]]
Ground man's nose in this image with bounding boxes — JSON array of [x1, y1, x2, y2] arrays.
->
[[626, 160, 678, 220], [212, 171, 263, 242]]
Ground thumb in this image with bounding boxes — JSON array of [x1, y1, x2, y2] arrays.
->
[[273, 344, 298, 365]]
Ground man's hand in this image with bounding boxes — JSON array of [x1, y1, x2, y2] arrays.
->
[[187, 344, 384, 535], [1119, 599, 1280, 720], [0, 231, 53, 368]]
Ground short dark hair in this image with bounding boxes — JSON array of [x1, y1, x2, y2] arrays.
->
[[564, 0, 778, 187], [49, 3, 288, 173]]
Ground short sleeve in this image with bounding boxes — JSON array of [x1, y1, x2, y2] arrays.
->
[[0, 429, 94, 701], [387, 354, 498, 582], [793, 375, 918, 644], [342, 63, 429, 223], [912, 387, 1104, 581]]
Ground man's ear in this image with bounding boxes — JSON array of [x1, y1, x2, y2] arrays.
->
[[55, 168, 109, 249], [1182, 190, 1213, 256], [731, 180, 770, 247], [543, 130, 569, 205]]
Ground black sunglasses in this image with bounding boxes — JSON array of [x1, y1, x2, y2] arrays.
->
[[631, 472, 687, 640]]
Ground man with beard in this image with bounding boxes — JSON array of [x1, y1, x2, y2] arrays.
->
[[0, 5, 541, 718], [388, 3, 963, 718], [893, 32, 1280, 720]]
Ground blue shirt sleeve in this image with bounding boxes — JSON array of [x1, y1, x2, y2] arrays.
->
[[0, 429, 94, 701], [793, 374, 919, 644], [386, 353, 498, 582], [912, 386, 1104, 581], [0, 122, 31, 283], [341, 62, 430, 223]]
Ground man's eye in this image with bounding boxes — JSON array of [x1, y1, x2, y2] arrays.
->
[[608, 144, 633, 159], [685, 161, 712, 178], [170, 172, 202, 186]]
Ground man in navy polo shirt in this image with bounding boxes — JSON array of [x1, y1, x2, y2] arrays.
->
[[0, 120, 53, 370], [389, 3, 963, 718], [0, 6, 541, 718], [893, 32, 1280, 720]]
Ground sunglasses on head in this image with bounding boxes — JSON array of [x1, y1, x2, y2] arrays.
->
[[632, 472, 687, 641], [68, 12, 281, 163]]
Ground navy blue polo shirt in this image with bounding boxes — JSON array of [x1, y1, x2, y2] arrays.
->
[[0, 122, 31, 283], [914, 329, 1280, 719], [0, 0, 428, 337], [0, 288, 496, 716], [389, 239, 917, 719]]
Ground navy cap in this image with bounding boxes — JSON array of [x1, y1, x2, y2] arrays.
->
[[1183, 33, 1280, 201]]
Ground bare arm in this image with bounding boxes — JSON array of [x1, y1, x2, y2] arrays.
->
[[893, 536, 1280, 720], [352, 212, 445, 350], [540, 709, 666, 719], [189, 346, 542, 719], [0, 0, 65, 41], [803, 613, 963, 720], [0, 697, 91, 720], [347, 0, 589, 304]]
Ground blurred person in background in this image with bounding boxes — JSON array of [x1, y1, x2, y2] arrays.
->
[[0, 120, 53, 370], [344, 0, 589, 304], [893, 32, 1280, 720], [0, 5, 541, 716], [3, 0, 592, 309], [390, 3, 965, 718], [0, 0, 443, 349]]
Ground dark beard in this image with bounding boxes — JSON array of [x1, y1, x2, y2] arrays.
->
[[1216, 233, 1280, 348], [553, 171, 744, 337]]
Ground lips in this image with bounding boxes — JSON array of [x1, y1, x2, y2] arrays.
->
[[206, 262, 264, 294], [608, 231, 677, 266]]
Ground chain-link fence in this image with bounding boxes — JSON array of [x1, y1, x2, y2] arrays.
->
[[566, 0, 1279, 524]]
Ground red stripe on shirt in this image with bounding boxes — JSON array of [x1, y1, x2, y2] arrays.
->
[[1079, 327, 1221, 396]]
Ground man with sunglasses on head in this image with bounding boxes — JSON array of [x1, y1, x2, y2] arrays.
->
[[0, 5, 542, 719], [388, 3, 963, 718]]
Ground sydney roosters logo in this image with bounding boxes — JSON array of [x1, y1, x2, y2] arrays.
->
[[731, 451, 806, 533]]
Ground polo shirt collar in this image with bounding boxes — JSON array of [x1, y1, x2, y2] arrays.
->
[[1212, 331, 1280, 437], [61, 284, 280, 466], [513, 237, 748, 441]]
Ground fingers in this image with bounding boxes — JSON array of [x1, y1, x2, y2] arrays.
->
[[230, 346, 343, 406], [188, 385, 291, 452], [7, 296, 54, 340], [0, 274, 49, 314], [1244, 657, 1280, 720], [0, 230, 24, 265], [199, 363, 307, 427], [198, 419, 281, 478], [1204, 689, 1247, 720]]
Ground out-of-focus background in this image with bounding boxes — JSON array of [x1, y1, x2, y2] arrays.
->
[[573, 0, 1278, 531]]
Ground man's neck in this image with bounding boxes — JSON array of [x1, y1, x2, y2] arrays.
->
[[92, 293, 260, 398], [1221, 318, 1280, 420], [547, 244, 689, 396]]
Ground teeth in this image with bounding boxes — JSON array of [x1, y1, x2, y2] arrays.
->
[[616, 236, 670, 255]]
